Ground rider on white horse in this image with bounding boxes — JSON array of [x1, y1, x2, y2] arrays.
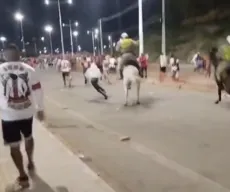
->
[[116, 32, 142, 78]]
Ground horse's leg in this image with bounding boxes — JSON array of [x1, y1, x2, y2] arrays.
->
[[215, 86, 222, 104], [123, 80, 129, 106], [136, 79, 140, 105]]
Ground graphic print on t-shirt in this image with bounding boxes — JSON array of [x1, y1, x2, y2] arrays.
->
[[1, 64, 32, 110]]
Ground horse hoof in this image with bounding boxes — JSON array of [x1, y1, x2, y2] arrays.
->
[[136, 101, 140, 105], [124, 103, 128, 107], [215, 101, 219, 104]]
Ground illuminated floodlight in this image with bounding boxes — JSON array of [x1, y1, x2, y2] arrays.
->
[[45, 0, 50, 5], [0, 36, 7, 42], [94, 28, 99, 34], [14, 12, 24, 21], [44, 25, 53, 33], [73, 31, 78, 37]]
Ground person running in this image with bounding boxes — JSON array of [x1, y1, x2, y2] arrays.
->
[[0, 44, 44, 189], [58, 58, 72, 87], [85, 62, 108, 99]]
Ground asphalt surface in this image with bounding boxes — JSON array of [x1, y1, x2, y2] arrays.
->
[[41, 68, 230, 192]]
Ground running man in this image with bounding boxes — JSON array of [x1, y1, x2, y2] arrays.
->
[[58, 58, 72, 87], [85, 62, 108, 99]]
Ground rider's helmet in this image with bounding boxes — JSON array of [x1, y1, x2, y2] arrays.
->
[[121, 32, 129, 39]]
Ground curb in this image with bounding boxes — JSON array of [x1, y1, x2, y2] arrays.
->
[[35, 119, 116, 192]]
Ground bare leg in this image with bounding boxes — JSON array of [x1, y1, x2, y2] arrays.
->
[[123, 80, 129, 106], [25, 137, 35, 171], [10, 146, 27, 178]]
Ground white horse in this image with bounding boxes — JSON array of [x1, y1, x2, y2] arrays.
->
[[123, 65, 141, 106]]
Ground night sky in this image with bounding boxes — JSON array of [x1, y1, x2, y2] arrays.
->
[[0, 0, 158, 53]]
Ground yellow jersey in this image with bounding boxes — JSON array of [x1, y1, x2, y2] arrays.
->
[[120, 38, 137, 54]]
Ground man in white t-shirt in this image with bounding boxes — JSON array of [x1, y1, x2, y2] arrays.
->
[[58, 59, 72, 87], [0, 44, 44, 189]]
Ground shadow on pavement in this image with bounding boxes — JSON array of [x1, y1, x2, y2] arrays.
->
[[5, 174, 69, 192]]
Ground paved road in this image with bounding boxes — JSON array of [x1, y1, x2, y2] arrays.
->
[[41, 69, 230, 192]]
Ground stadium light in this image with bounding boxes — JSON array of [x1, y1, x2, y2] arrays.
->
[[0, 36, 7, 42], [44, 25, 53, 33], [75, 21, 79, 27], [14, 12, 24, 21], [0, 36, 7, 49], [68, 0, 72, 4], [45, 0, 50, 5], [73, 31, 78, 37], [94, 28, 99, 34]]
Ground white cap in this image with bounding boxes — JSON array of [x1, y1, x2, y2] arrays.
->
[[121, 32, 128, 39]]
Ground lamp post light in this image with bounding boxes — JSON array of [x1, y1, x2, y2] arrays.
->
[[14, 12, 25, 52], [44, 25, 53, 55], [63, 21, 79, 56], [0, 36, 7, 50], [44, 0, 73, 58]]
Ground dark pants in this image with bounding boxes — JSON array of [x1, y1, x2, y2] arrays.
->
[[62, 72, 70, 86], [91, 78, 107, 99], [141, 67, 147, 78], [2, 118, 33, 146], [119, 69, 123, 79]]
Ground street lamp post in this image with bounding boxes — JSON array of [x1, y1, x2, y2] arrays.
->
[[0, 36, 7, 50], [138, 0, 144, 56], [45, 0, 73, 58], [87, 30, 95, 56], [99, 19, 103, 55], [108, 35, 113, 55], [44, 25, 53, 55], [63, 21, 78, 56], [162, 0, 166, 56], [72, 31, 78, 52], [94, 28, 100, 55], [14, 12, 25, 52]]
